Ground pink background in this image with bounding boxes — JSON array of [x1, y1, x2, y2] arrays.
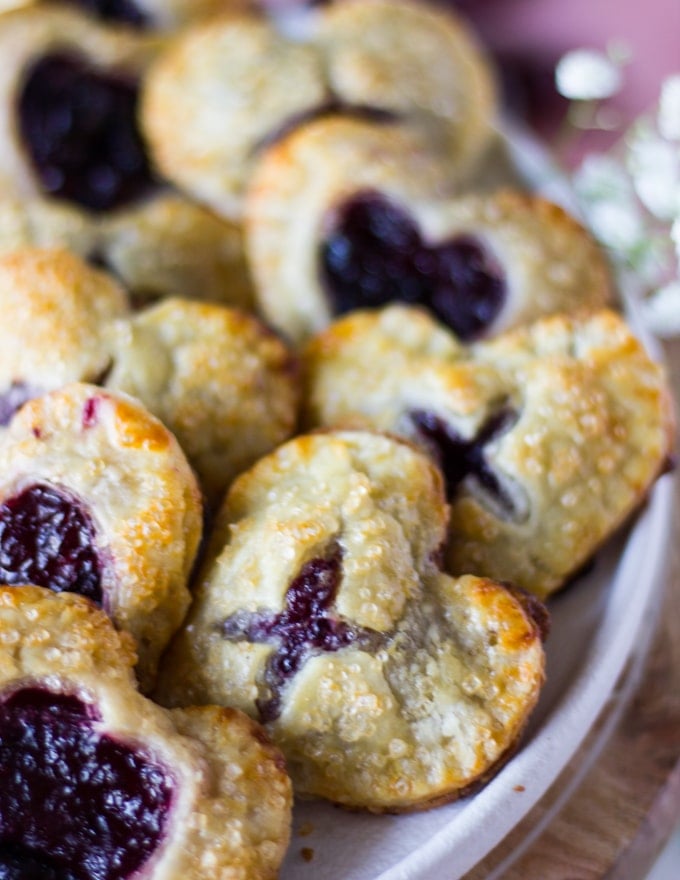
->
[[458, 0, 680, 162]]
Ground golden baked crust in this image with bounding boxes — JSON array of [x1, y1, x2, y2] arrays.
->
[[141, 0, 496, 219], [0, 382, 202, 690], [0, 248, 298, 503], [142, 11, 327, 219], [0, 6, 156, 199], [106, 297, 299, 505], [6, 0, 254, 30], [318, 0, 495, 169], [0, 585, 292, 879], [98, 193, 255, 309], [156, 430, 546, 812], [246, 115, 612, 342], [301, 307, 674, 599], [0, 193, 255, 309], [0, 248, 128, 403]]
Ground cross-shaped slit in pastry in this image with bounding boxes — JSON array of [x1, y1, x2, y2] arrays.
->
[[410, 405, 528, 521], [220, 541, 386, 723]]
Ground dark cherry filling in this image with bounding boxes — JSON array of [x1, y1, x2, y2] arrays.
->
[[0, 484, 103, 604], [321, 193, 507, 341], [58, 0, 149, 27], [0, 383, 40, 427], [0, 687, 173, 880], [411, 407, 520, 516], [18, 53, 157, 212], [221, 543, 384, 722]]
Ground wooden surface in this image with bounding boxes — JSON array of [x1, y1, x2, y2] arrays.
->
[[465, 337, 680, 880]]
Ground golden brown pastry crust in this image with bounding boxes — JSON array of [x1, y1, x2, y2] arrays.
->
[[141, 0, 496, 219], [0, 248, 298, 503], [301, 307, 674, 599], [98, 193, 255, 309], [0, 193, 255, 310], [106, 297, 299, 505], [156, 430, 546, 812], [0, 248, 128, 399], [0, 6, 156, 199], [5, 0, 254, 30], [0, 382, 202, 690], [0, 585, 292, 879], [246, 115, 612, 342]]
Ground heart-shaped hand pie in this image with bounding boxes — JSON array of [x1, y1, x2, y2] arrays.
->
[[0, 6, 160, 211], [141, 0, 496, 218], [0, 248, 298, 504], [0, 381, 202, 689], [301, 306, 674, 598], [0, 585, 292, 879], [0, 5, 256, 309], [156, 430, 547, 812], [246, 116, 612, 342]]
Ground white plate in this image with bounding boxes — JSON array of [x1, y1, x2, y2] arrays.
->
[[278, 124, 676, 880]]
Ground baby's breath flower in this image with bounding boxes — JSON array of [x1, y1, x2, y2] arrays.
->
[[638, 281, 680, 338], [658, 75, 680, 141], [555, 49, 623, 101], [559, 57, 680, 338]]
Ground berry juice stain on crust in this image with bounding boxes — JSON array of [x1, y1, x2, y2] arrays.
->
[[411, 407, 521, 516], [321, 193, 507, 341], [60, 0, 149, 28], [0, 484, 103, 604], [0, 687, 174, 880], [221, 543, 385, 722], [18, 53, 157, 212], [82, 396, 102, 429]]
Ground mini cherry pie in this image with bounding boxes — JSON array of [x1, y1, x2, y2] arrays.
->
[[0, 247, 298, 504], [301, 306, 674, 598], [0, 381, 203, 690], [156, 429, 547, 812], [0, 584, 292, 880], [141, 0, 496, 218], [246, 116, 613, 342]]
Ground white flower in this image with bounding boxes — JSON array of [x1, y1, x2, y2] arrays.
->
[[658, 75, 680, 141], [638, 281, 680, 337], [627, 130, 680, 221], [556, 49, 623, 101]]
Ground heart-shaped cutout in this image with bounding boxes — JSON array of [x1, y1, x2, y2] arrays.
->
[[19, 52, 157, 211], [0, 382, 202, 691], [0, 686, 174, 880], [0, 483, 103, 604], [321, 192, 507, 341]]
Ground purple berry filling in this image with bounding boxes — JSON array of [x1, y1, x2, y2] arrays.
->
[[0, 484, 103, 604], [221, 543, 384, 722], [58, 0, 149, 27], [0, 383, 40, 427], [321, 192, 507, 341], [18, 53, 157, 212], [411, 407, 519, 515], [0, 687, 173, 880]]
